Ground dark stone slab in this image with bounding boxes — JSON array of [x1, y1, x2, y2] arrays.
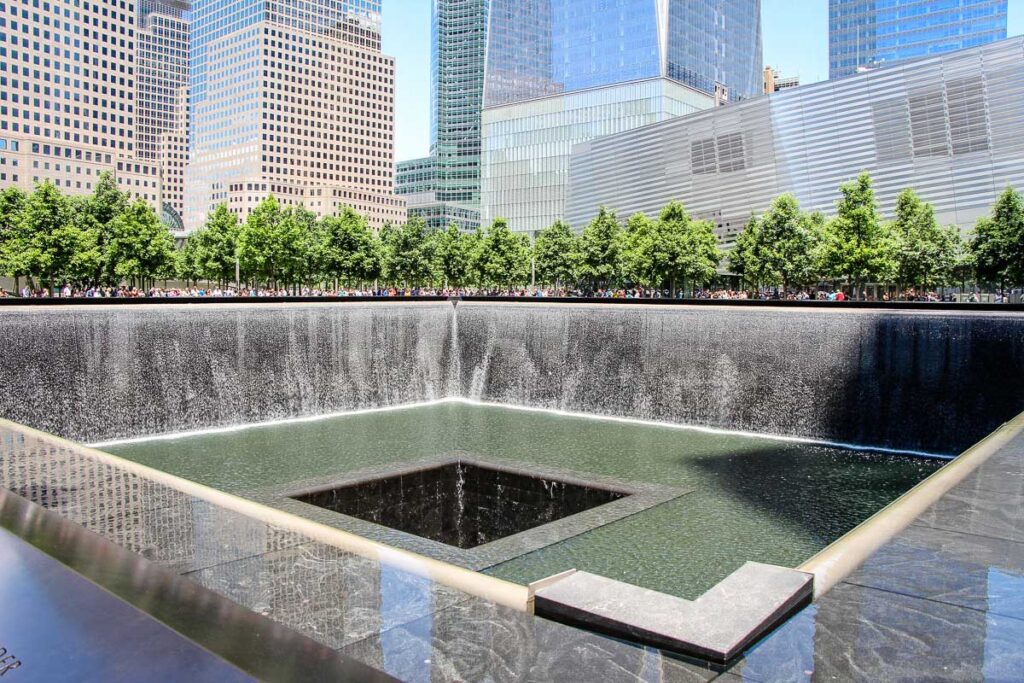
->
[[0, 526, 255, 683], [0, 489, 397, 682], [534, 564, 813, 663], [340, 596, 719, 683], [912, 485, 1024, 544], [844, 524, 1024, 619], [728, 582, 1024, 682]]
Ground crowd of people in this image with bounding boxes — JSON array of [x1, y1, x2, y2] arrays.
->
[[0, 283, 1015, 302]]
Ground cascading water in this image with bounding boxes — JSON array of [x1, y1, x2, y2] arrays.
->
[[0, 300, 1021, 453]]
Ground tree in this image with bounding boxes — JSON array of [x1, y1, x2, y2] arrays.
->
[[238, 196, 290, 287], [819, 172, 896, 298], [892, 189, 956, 293], [106, 199, 176, 287], [429, 222, 472, 289], [193, 204, 241, 285], [280, 204, 318, 289], [732, 195, 819, 290], [0, 187, 27, 286], [321, 208, 380, 287], [579, 207, 622, 290], [382, 217, 431, 286], [176, 234, 201, 286], [619, 213, 657, 287], [17, 181, 92, 289], [533, 220, 580, 287], [971, 186, 1024, 290], [479, 218, 531, 289], [84, 172, 129, 284], [647, 201, 721, 296]]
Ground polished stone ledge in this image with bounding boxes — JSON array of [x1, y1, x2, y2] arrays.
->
[[534, 563, 813, 663]]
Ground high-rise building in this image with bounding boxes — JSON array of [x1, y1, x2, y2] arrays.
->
[[829, 0, 1007, 79], [136, 0, 190, 231], [396, 0, 488, 231], [566, 37, 1024, 249], [0, 0, 161, 205], [183, 0, 405, 232], [480, 0, 762, 234]]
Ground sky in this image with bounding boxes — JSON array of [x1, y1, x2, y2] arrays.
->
[[383, 0, 1024, 163]]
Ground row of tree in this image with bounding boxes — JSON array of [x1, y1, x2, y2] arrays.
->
[[0, 175, 176, 290], [0, 172, 1022, 294]]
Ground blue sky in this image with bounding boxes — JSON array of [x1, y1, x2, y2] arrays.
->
[[383, 0, 1024, 162]]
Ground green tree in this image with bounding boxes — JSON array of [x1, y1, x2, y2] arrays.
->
[[819, 172, 896, 298], [238, 196, 290, 287], [193, 204, 241, 285], [0, 187, 28, 286], [463, 226, 487, 288], [382, 217, 431, 286], [176, 234, 202, 285], [579, 207, 622, 290], [971, 186, 1024, 290], [619, 213, 657, 287], [732, 195, 819, 290], [892, 189, 956, 292], [17, 181, 92, 289], [648, 201, 721, 295], [83, 172, 129, 284], [533, 219, 580, 287], [478, 218, 531, 289], [280, 205, 318, 289], [321, 207, 380, 287], [106, 199, 176, 287], [429, 222, 472, 289]]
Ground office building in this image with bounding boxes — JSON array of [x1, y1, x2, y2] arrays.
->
[[481, 0, 762, 234], [829, 0, 1007, 79], [396, 0, 488, 231], [0, 0, 161, 205], [136, 0, 190, 230], [566, 38, 1024, 250], [183, 0, 404, 232]]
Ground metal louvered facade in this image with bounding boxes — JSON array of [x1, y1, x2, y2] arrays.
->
[[566, 37, 1024, 249]]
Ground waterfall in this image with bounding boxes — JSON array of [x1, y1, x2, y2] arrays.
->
[[0, 301, 1021, 453]]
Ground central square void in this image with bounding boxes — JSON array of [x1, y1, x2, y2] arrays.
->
[[290, 460, 630, 549]]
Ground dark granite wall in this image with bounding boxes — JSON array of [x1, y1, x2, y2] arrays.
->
[[0, 303, 455, 442], [455, 303, 1024, 455], [1, 302, 1021, 454]]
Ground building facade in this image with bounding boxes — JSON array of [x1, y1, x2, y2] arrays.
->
[[136, 0, 190, 231], [566, 37, 1024, 250], [183, 0, 404, 232], [829, 0, 1007, 79], [396, 0, 488, 231], [0, 0, 161, 205], [763, 66, 799, 94], [480, 0, 760, 234]]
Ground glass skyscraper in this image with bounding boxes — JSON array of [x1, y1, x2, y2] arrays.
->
[[829, 0, 1008, 79], [485, 0, 763, 106], [396, 0, 488, 230], [481, 0, 761, 234]]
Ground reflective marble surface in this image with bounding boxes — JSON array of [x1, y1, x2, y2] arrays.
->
[[724, 430, 1024, 682]]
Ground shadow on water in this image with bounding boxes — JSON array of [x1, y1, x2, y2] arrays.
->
[[687, 443, 945, 546]]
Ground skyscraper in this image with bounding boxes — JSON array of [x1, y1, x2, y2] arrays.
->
[[183, 0, 405, 232], [481, 0, 762, 234], [829, 0, 1008, 79], [0, 0, 162, 206], [396, 0, 488, 231], [136, 0, 190, 231]]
